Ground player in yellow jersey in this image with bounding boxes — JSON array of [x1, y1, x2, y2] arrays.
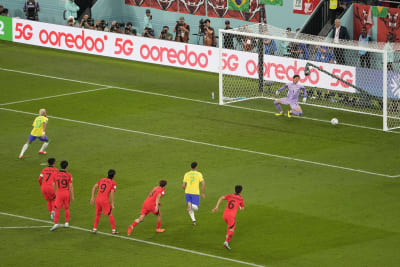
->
[[182, 162, 205, 225], [19, 109, 50, 159]]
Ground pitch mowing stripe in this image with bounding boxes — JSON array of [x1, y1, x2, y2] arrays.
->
[[0, 87, 112, 106], [0, 107, 397, 178], [1, 67, 399, 134], [0, 212, 265, 267]]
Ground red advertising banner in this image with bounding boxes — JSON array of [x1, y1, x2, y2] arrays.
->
[[353, 3, 373, 40], [125, 0, 178, 11], [293, 0, 321, 15], [378, 7, 400, 42], [207, 0, 243, 20], [238, 0, 261, 22], [178, 0, 206, 15]]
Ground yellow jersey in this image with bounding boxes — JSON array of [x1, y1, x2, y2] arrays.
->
[[183, 170, 204, 195], [31, 116, 48, 136]]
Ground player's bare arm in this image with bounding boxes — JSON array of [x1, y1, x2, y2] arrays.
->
[[182, 182, 186, 190], [201, 180, 205, 198], [111, 190, 115, 209], [212, 196, 225, 213], [155, 194, 161, 213], [70, 183, 74, 202], [42, 122, 47, 137], [90, 184, 99, 205]]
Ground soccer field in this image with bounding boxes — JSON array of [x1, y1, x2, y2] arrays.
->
[[1, 40, 400, 267]]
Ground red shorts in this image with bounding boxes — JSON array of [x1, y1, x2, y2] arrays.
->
[[140, 204, 159, 216], [41, 186, 55, 200], [55, 193, 70, 210], [223, 214, 236, 231], [96, 200, 112, 216]]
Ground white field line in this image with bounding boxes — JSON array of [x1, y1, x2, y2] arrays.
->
[[0, 225, 50, 229], [0, 87, 111, 106], [0, 107, 398, 178], [0, 211, 265, 267], [1, 67, 399, 134]]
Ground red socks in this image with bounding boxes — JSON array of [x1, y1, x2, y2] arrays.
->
[[157, 222, 161, 229], [46, 200, 52, 213], [131, 221, 138, 228], [226, 231, 234, 243], [65, 208, 70, 223], [94, 215, 101, 229], [54, 209, 60, 224], [109, 215, 116, 230]]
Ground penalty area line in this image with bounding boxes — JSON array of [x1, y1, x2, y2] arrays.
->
[[0, 225, 50, 229], [0, 106, 396, 178], [0, 211, 265, 267]]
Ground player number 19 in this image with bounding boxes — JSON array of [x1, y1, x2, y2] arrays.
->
[[0, 21, 4, 35]]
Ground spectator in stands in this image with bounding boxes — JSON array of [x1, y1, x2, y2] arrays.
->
[[358, 26, 371, 68], [0, 6, 3, 14], [143, 27, 155, 38], [65, 0, 80, 20], [95, 20, 108, 31], [174, 17, 190, 43], [291, 42, 309, 59], [223, 20, 235, 50], [264, 37, 277, 55], [80, 14, 94, 29], [279, 27, 292, 57], [331, 19, 349, 64], [159, 26, 173, 40], [384, 33, 395, 72], [66, 16, 76, 27], [202, 19, 216, 47], [144, 9, 152, 30], [24, 0, 40, 21], [109, 21, 122, 33], [126, 22, 137, 36], [315, 46, 334, 63], [241, 24, 253, 52], [1, 8, 8, 17]]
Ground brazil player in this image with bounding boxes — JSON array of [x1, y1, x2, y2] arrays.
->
[[50, 160, 74, 231], [38, 158, 58, 219], [127, 180, 167, 235], [182, 162, 205, 225], [212, 185, 244, 250], [19, 108, 50, 158], [274, 75, 307, 117], [90, 169, 118, 234]]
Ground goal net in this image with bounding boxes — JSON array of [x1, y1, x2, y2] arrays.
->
[[218, 23, 400, 131]]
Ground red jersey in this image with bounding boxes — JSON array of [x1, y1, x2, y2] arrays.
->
[[96, 178, 117, 202], [223, 194, 244, 217], [54, 170, 73, 193], [38, 166, 58, 188], [143, 186, 165, 207]]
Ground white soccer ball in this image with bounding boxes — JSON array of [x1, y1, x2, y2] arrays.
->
[[331, 118, 339, 125]]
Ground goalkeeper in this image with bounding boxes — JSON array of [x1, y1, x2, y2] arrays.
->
[[274, 75, 307, 117]]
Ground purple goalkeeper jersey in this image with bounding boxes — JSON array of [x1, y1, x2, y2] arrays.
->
[[277, 83, 307, 102]]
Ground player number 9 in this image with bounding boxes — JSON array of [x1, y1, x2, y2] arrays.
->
[[100, 184, 107, 193]]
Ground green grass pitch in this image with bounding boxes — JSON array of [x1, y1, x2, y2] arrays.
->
[[1, 40, 400, 267]]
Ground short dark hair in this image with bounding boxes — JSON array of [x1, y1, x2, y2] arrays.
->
[[127, 22, 133, 26], [225, 20, 230, 25], [235, 185, 243, 194], [48, 158, 56, 166], [293, 74, 300, 79], [163, 25, 169, 29], [286, 27, 291, 32], [204, 19, 210, 24], [191, 162, 198, 169], [108, 169, 116, 179], [159, 180, 167, 187], [146, 9, 150, 13], [60, 160, 68, 169]]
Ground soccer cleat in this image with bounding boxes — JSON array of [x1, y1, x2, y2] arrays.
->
[[275, 112, 284, 116], [287, 110, 292, 118], [50, 211, 55, 220], [192, 221, 197, 226], [39, 151, 47, 155], [223, 241, 231, 250], [50, 224, 59, 231], [127, 226, 133, 236], [64, 222, 69, 228], [18, 155, 23, 159], [112, 230, 119, 235], [92, 229, 97, 234], [155, 228, 165, 233]]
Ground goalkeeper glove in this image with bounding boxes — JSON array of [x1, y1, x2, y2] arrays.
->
[[275, 90, 279, 95], [302, 97, 307, 103]]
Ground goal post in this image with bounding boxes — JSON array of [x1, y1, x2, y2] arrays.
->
[[218, 23, 400, 131]]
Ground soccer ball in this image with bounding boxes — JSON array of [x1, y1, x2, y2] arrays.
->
[[331, 118, 339, 125]]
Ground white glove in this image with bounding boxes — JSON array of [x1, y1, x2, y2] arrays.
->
[[275, 90, 279, 95], [302, 97, 307, 103]]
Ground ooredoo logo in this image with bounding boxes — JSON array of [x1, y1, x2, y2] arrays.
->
[[140, 44, 211, 68], [39, 29, 106, 53]]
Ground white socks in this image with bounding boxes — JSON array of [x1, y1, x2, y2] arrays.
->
[[40, 142, 49, 152], [188, 209, 196, 222], [20, 143, 29, 157], [191, 204, 199, 211]]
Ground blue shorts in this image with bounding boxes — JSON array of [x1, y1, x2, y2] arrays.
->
[[185, 194, 200, 206], [28, 135, 48, 142]]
